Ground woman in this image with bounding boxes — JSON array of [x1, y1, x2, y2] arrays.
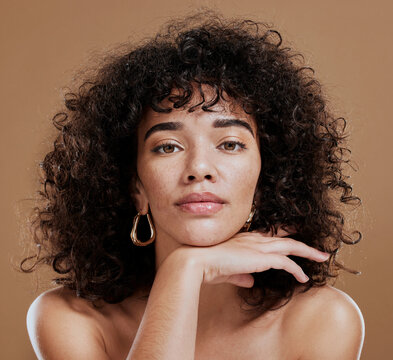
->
[[22, 10, 365, 359]]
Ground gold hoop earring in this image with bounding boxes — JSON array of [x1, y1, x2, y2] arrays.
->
[[130, 211, 156, 246], [242, 202, 256, 232]]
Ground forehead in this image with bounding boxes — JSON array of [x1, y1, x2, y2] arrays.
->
[[138, 84, 257, 132]]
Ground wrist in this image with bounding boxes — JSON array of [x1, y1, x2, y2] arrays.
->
[[166, 247, 204, 284]]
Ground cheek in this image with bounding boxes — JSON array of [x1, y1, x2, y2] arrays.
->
[[139, 163, 176, 209], [225, 152, 261, 192]]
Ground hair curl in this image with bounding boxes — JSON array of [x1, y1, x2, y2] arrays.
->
[[21, 9, 361, 314]]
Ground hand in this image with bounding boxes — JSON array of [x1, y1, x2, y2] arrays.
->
[[175, 228, 330, 288]]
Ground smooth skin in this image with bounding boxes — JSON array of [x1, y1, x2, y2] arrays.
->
[[27, 85, 365, 359]]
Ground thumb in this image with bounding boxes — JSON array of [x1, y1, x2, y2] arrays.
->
[[226, 273, 254, 288]]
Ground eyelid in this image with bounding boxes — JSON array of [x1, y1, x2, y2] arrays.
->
[[151, 139, 247, 154], [151, 141, 182, 154], [219, 140, 247, 152]]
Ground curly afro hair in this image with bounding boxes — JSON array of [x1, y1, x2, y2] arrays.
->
[[21, 9, 361, 314]]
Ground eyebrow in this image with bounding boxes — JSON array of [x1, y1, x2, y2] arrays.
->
[[143, 118, 255, 142]]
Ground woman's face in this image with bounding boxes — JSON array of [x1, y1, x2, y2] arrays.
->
[[134, 85, 261, 248]]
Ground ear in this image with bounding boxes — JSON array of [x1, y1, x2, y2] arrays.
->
[[130, 175, 149, 215]]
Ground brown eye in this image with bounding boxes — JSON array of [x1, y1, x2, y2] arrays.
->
[[162, 144, 175, 153], [224, 142, 235, 150], [151, 142, 181, 154], [221, 141, 247, 152]]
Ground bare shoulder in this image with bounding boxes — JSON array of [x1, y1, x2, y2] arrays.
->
[[27, 287, 109, 360], [285, 284, 365, 360]]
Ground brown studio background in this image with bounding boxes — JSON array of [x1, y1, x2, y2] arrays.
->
[[1, 0, 392, 358]]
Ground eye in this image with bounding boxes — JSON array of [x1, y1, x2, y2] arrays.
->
[[220, 141, 247, 152], [151, 142, 181, 154]]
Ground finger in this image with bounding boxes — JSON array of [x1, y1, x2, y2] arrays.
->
[[255, 254, 309, 283], [244, 229, 292, 240], [257, 239, 330, 262], [248, 229, 290, 238]]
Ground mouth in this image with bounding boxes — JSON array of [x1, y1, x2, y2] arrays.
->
[[175, 192, 226, 215], [176, 201, 224, 215]]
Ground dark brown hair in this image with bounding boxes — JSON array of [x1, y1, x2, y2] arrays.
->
[[21, 9, 361, 314]]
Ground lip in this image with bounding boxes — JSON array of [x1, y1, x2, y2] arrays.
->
[[175, 192, 227, 205], [177, 202, 224, 214]]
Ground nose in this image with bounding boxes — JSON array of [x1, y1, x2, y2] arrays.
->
[[182, 146, 217, 184]]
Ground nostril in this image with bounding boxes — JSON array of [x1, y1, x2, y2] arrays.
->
[[186, 174, 214, 181]]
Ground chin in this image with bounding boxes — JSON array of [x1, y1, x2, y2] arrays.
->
[[175, 221, 243, 247]]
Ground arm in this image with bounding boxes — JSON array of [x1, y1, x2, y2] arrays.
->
[[126, 249, 203, 360], [126, 233, 329, 360]]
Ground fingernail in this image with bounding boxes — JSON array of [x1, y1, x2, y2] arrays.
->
[[319, 252, 330, 260]]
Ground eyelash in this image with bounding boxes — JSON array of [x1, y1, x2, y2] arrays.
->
[[151, 141, 247, 154]]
